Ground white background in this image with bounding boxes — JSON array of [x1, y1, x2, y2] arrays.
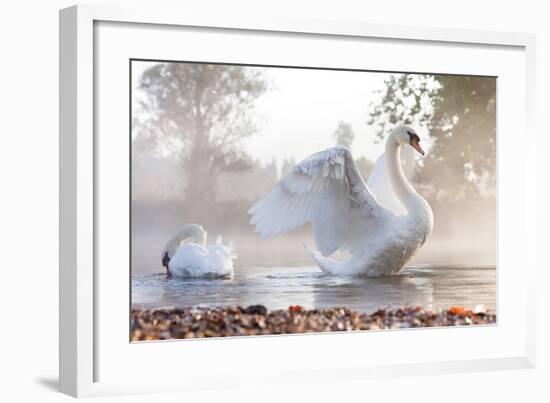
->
[[0, 0, 548, 402]]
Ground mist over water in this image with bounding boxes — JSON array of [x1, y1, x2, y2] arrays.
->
[[132, 212, 496, 314], [131, 204, 496, 275]]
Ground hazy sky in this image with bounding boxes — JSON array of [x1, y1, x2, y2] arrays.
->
[[243, 66, 393, 164], [131, 61, 406, 166]]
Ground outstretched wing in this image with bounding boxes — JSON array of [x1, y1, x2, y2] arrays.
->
[[248, 146, 394, 256]]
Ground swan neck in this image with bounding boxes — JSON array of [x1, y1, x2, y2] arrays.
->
[[165, 224, 207, 257], [385, 139, 418, 207]]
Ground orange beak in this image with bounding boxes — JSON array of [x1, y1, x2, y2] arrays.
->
[[410, 139, 425, 156]]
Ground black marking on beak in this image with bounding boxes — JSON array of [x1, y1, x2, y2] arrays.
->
[[407, 131, 425, 155], [407, 130, 420, 144]]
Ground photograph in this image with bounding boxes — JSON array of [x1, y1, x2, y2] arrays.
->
[[130, 60, 497, 341]]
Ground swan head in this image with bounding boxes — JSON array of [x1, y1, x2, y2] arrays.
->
[[391, 124, 425, 156]]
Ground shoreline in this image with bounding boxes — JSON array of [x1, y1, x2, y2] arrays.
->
[[131, 305, 496, 341]]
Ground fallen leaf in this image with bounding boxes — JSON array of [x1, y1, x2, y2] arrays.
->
[[289, 305, 304, 313], [449, 306, 466, 315]]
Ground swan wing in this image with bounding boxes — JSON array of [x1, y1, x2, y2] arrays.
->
[[366, 154, 407, 215], [248, 146, 395, 256]]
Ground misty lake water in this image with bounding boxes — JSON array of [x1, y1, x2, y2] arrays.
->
[[132, 264, 496, 313]]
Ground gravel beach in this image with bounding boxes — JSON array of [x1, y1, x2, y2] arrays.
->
[[131, 305, 496, 341]]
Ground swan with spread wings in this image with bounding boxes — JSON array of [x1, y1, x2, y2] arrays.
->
[[248, 125, 433, 277]]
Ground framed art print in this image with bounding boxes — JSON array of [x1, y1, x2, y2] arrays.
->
[[60, 4, 537, 397]]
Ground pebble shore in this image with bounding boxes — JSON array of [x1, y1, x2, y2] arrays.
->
[[131, 305, 496, 341]]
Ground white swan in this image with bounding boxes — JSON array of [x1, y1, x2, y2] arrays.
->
[[161, 223, 236, 278], [248, 125, 433, 277]]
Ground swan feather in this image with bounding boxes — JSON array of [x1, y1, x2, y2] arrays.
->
[[248, 146, 394, 256]]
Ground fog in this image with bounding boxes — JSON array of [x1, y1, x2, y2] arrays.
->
[[131, 61, 496, 274]]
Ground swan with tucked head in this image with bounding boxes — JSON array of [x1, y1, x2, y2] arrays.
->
[[248, 124, 433, 277], [161, 223, 236, 278]]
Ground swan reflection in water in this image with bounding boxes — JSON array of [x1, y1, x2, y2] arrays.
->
[[132, 265, 495, 313], [311, 269, 435, 313]]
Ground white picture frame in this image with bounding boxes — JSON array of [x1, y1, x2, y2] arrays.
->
[[59, 4, 537, 398]]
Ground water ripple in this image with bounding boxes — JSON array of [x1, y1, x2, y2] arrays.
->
[[132, 264, 496, 313]]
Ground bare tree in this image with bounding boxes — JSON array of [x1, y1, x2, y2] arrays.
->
[[134, 62, 268, 217]]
